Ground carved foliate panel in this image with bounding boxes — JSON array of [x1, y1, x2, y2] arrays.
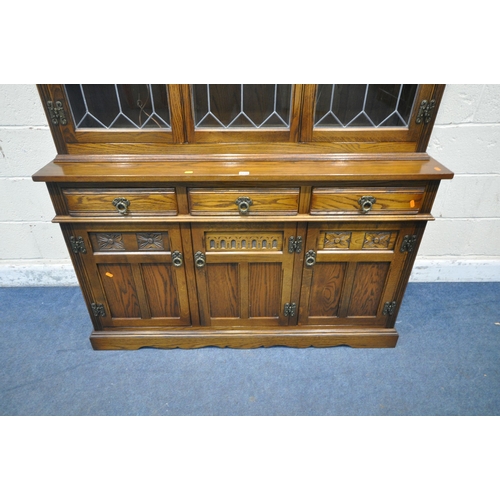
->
[[89, 232, 169, 252], [362, 232, 392, 249], [137, 233, 165, 251], [319, 230, 398, 251], [96, 233, 125, 251], [323, 231, 352, 249]]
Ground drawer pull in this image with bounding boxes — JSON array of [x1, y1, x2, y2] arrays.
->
[[358, 196, 376, 213], [172, 251, 183, 267], [112, 197, 130, 215], [235, 196, 253, 215], [305, 250, 316, 267], [195, 251, 206, 268]]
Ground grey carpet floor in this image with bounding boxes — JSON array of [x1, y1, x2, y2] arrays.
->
[[0, 282, 499, 415]]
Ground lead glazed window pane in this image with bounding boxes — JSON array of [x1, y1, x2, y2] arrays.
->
[[192, 84, 292, 129], [64, 84, 171, 129], [314, 84, 418, 128]]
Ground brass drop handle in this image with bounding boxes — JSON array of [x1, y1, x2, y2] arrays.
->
[[172, 251, 183, 267], [194, 251, 206, 268], [235, 196, 253, 215], [305, 250, 316, 267], [358, 196, 376, 214], [112, 197, 130, 215]]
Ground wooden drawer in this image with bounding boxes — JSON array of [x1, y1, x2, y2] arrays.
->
[[310, 186, 425, 215], [188, 188, 300, 216], [62, 188, 178, 216]]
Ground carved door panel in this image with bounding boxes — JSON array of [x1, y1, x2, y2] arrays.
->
[[191, 223, 298, 327], [298, 222, 415, 327], [70, 224, 191, 328]]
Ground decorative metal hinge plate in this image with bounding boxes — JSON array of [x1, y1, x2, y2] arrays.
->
[[288, 236, 303, 253], [70, 236, 87, 254], [400, 234, 417, 253], [383, 301, 397, 316], [284, 302, 297, 317], [91, 303, 106, 317], [46, 100, 68, 126], [415, 99, 436, 125]]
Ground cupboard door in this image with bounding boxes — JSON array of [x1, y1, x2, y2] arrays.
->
[[298, 223, 413, 327], [191, 223, 298, 327], [70, 224, 191, 328]]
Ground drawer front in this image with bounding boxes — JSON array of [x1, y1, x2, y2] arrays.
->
[[63, 188, 178, 216], [188, 188, 300, 216], [310, 187, 425, 215]]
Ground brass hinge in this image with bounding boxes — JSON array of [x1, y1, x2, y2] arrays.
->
[[46, 100, 68, 126], [70, 236, 87, 254], [288, 236, 303, 253], [91, 303, 106, 317], [400, 234, 417, 253], [383, 301, 397, 316], [284, 302, 297, 317], [415, 99, 436, 125]]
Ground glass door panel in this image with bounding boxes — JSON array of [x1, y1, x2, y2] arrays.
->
[[314, 84, 418, 128], [187, 84, 301, 143], [299, 84, 442, 152], [192, 84, 292, 129], [41, 84, 184, 151], [64, 84, 172, 129]]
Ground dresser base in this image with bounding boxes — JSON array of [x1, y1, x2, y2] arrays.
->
[[89, 328, 399, 350]]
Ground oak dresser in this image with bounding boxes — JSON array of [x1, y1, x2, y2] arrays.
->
[[33, 84, 453, 349]]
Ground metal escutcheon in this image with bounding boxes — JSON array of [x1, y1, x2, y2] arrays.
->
[[358, 196, 376, 214], [112, 197, 130, 215], [195, 251, 206, 268], [235, 196, 253, 215], [172, 251, 183, 267]]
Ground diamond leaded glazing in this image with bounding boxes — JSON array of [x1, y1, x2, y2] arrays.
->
[[193, 84, 292, 128], [64, 84, 171, 129], [314, 84, 418, 128]]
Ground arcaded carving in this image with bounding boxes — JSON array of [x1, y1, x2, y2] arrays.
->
[[206, 232, 282, 251]]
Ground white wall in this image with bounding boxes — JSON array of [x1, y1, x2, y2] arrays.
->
[[419, 85, 500, 281], [0, 84, 499, 285]]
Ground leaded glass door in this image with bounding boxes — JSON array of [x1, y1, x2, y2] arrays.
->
[[39, 84, 444, 154], [183, 84, 304, 143], [40, 84, 186, 151], [299, 84, 444, 153]]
